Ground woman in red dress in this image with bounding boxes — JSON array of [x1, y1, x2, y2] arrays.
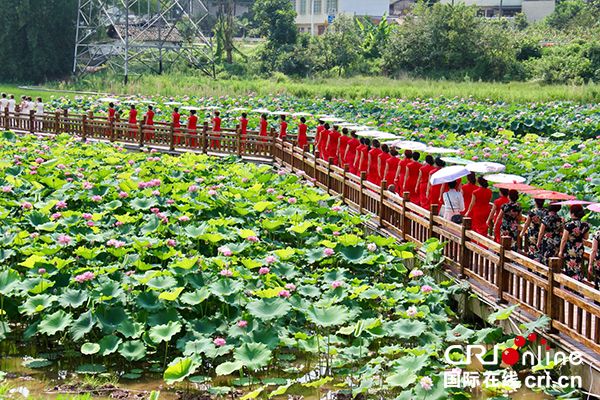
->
[[326, 125, 341, 165], [128, 104, 137, 139], [337, 128, 350, 165], [427, 157, 446, 211], [416, 155, 435, 209], [279, 114, 288, 140], [377, 144, 392, 186], [240, 112, 249, 151], [259, 114, 268, 145], [108, 102, 116, 123], [187, 110, 198, 147], [465, 177, 493, 236], [344, 132, 360, 173], [297, 117, 308, 149], [352, 138, 366, 175], [315, 120, 325, 154], [403, 151, 422, 204], [172, 107, 181, 145], [319, 124, 331, 160], [461, 173, 478, 215], [358, 138, 371, 176], [394, 150, 413, 195], [383, 148, 400, 190], [144, 105, 155, 141], [211, 111, 222, 149], [367, 140, 383, 184], [490, 188, 510, 242]]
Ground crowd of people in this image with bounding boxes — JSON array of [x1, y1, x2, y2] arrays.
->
[[0, 93, 44, 116]]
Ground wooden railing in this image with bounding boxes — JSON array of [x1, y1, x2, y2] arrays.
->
[[2, 109, 599, 364]]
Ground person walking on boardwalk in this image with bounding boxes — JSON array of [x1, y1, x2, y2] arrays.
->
[[377, 144, 392, 186], [107, 102, 116, 123], [489, 188, 510, 242], [0, 93, 8, 112], [325, 125, 341, 165], [144, 105, 155, 141], [367, 140, 383, 184], [259, 113, 268, 145], [211, 110, 222, 149], [297, 117, 308, 149], [494, 190, 522, 250], [536, 204, 564, 264], [358, 138, 371, 176], [559, 204, 590, 280], [461, 173, 478, 215], [279, 114, 288, 140], [338, 128, 351, 166], [464, 177, 493, 236], [383, 148, 400, 190], [7, 95, 16, 114], [403, 151, 422, 204], [172, 107, 181, 145], [240, 112, 249, 151], [343, 132, 360, 173], [319, 123, 331, 160], [520, 199, 547, 259], [416, 155, 435, 209], [128, 104, 138, 139], [187, 110, 198, 147], [315, 119, 325, 154], [352, 138, 366, 175], [441, 180, 464, 221], [394, 150, 413, 195], [426, 157, 446, 211]]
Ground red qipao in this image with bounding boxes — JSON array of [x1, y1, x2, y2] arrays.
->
[[493, 195, 510, 242], [461, 182, 477, 215], [297, 123, 308, 149], [279, 121, 288, 139], [211, 116, 221, 149], [404, 160, 422, 204], [428, 167, 443, 210], [240, 117, 248, 150], [351, 144, 365, 174], [384, 156, 400, 188], [344, 138, 360, 173], [338, 135, 350, 165], [108, 107, 116, 123], [358, 146, 369, 175], [172, 112, 181, 145], [144, 110, 155, 141], [259, 118, 268, 142], [377, 152, 392, 186], [418, 163, 434, 208], [319, 129, 331, 160], [326, 130, 341, 164], [187, 115, 198, 147], [470, 187, 493, 236], [395, 157, 411, 195], [367, 147, 382, 183], [128, 109, 138, 138], [315, 125, 325, 152]]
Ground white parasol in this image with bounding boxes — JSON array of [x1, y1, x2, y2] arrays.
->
[[424, 146, 460, 154], [466, 162, 506, 174], [387, 140, 427, 151], [441, 156, 470, 165], [164, 101, 182, 106], [483, 173, 526, 184], [292, 112, 312, 117], [321, 116, 345, 123], [181, 106, 201, 111], [356, 130, 398, 140], [430, 166, 470, 185], [251, 108, 271, 114], [97, 97, 120, 103]]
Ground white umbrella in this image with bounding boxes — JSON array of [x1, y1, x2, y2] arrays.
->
[[356, 130, 397, 140], [164, 101, 182, 106], [342, 125, 370, 131], [251, 108, 271, 114], [97, 97, 119, 103], [441, 156, 470, 165], [387, 140, 427, 151], [229, 107, 249, 112], [181, 106, 201, 111], [292, 112, 312, 117], [321, 117, 345, 123], [269, 111, 290, 116], [200, 106, 219, 110], [483, 173, 526, 184], [138, 100, 157, 105], [424, 146, 459, 154], [430, 166, 470, 186], [123, 99, 139, 105], [466, 162, 506, 174]]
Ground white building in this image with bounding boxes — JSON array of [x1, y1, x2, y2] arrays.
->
[[438, 0, 555, 21], [293, 0, 389, 35]]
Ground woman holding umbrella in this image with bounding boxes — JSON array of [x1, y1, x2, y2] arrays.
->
[[559, 204, 590, 280], [520, 199, 547, 259], [426, 157, 446, 211], [494, 190, 522, 250]]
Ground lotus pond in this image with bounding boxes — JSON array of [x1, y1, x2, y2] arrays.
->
[[0, 133, 579, 399]]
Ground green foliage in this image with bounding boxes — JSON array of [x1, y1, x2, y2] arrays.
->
[[253, 0, 297, 48], [0, 0, 77, 83], [545, 0, 600, 30]]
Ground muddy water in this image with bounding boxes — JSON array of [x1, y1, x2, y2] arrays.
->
[[0, 356, 550, 400]]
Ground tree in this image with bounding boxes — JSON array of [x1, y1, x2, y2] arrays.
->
[[314, 14, 362, 76], [0, 0, 77, 83], [214, 0, 236, 63], [252, 0, 297, 48]]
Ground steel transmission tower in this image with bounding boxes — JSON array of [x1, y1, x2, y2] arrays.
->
[[73, 0, 214, 82]]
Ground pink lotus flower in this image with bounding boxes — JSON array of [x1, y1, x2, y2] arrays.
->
[[213, 337, 226, 347], [166, 199, 175, 205], [237, 320, 248, 328], [82, 213, 93, 220], [409, 269, 423, 279], [91, 195, 102, 202], [115, 221, 124, 226], [421, 285, 433, 293], [57, 164, 66, 170], [278, 290, 291, 298], [285, 283, 296, 291], [241, 177, 249, 183], [407, 306, 418, 318], [1, 186, 12, 193], [87, 221, 95, 227], [258, 267, 270, 275], [247, 236, 259, 242], [38, 268, 46, 275], [118, 191, 128, 198], [166, 239, 177, 247], [55, 200, 68, 210], [288, 197, 297, 204], [266, 188, 276, 194], [178, 216, 190, 222], [150, 207, 160, 214], [35, 157, 44, 164], [51, 212, 62, 220], [106, 238, 125, 248], [316, 226, 323, 233], [188, 185, 199, 193], [265, 255, 276, 264], [58, 234, 72, 246], [562, 163, 573, 169], [30, 232, 39, 239], [207, 189, 217, 196], [82, 182, 93, 189], [218, 246, 233, 257], [471, 156, 479, 161], [324, 248, 335, 257], [277, 195, 284, 200], [220, 269, 233, 277], [331, 280, 343, 289], [74, 271, 95, 283], [152, 190, 160, 196], [125, 270, 135, 276], [331, 205, 342, 212], [29, 170, 38, 175], [420, 376, 433, 391], [367, 243, 377, 252]]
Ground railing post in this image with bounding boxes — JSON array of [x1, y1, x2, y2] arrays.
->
[[341, 164, 349, 201], [109, 118, 115, 142], [115, 113, 121, 141], [54, 111, 60, 134], [359, 172, 366, 214], [313, 151, 319, 179], [379, 180, 388, 228], [81, 113, 88, 141], [169, 122, 176, 152], [429, 204, 439, 239], [138, 118, 145, 148], [270, 128, 276, 158], [401, 192, 411, 241], [326, 157, 333, 194], [5, 107, 10, 130], [236, 125, 242, 157], [546, 257, 561, 334], [459, 217, 472, 279], [497, 236, 512, 303], [63, 109, 68, 134], [29, 110, 35, 134], [202, 122, 209, 154]]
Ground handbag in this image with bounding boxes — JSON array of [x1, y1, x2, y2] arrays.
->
[[446, 192, 464, 224]]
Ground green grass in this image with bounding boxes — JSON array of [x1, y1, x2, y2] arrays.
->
[[2, 73, 600, 103]]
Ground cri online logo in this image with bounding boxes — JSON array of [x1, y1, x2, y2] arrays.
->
[[444, 333, 583, 367]]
